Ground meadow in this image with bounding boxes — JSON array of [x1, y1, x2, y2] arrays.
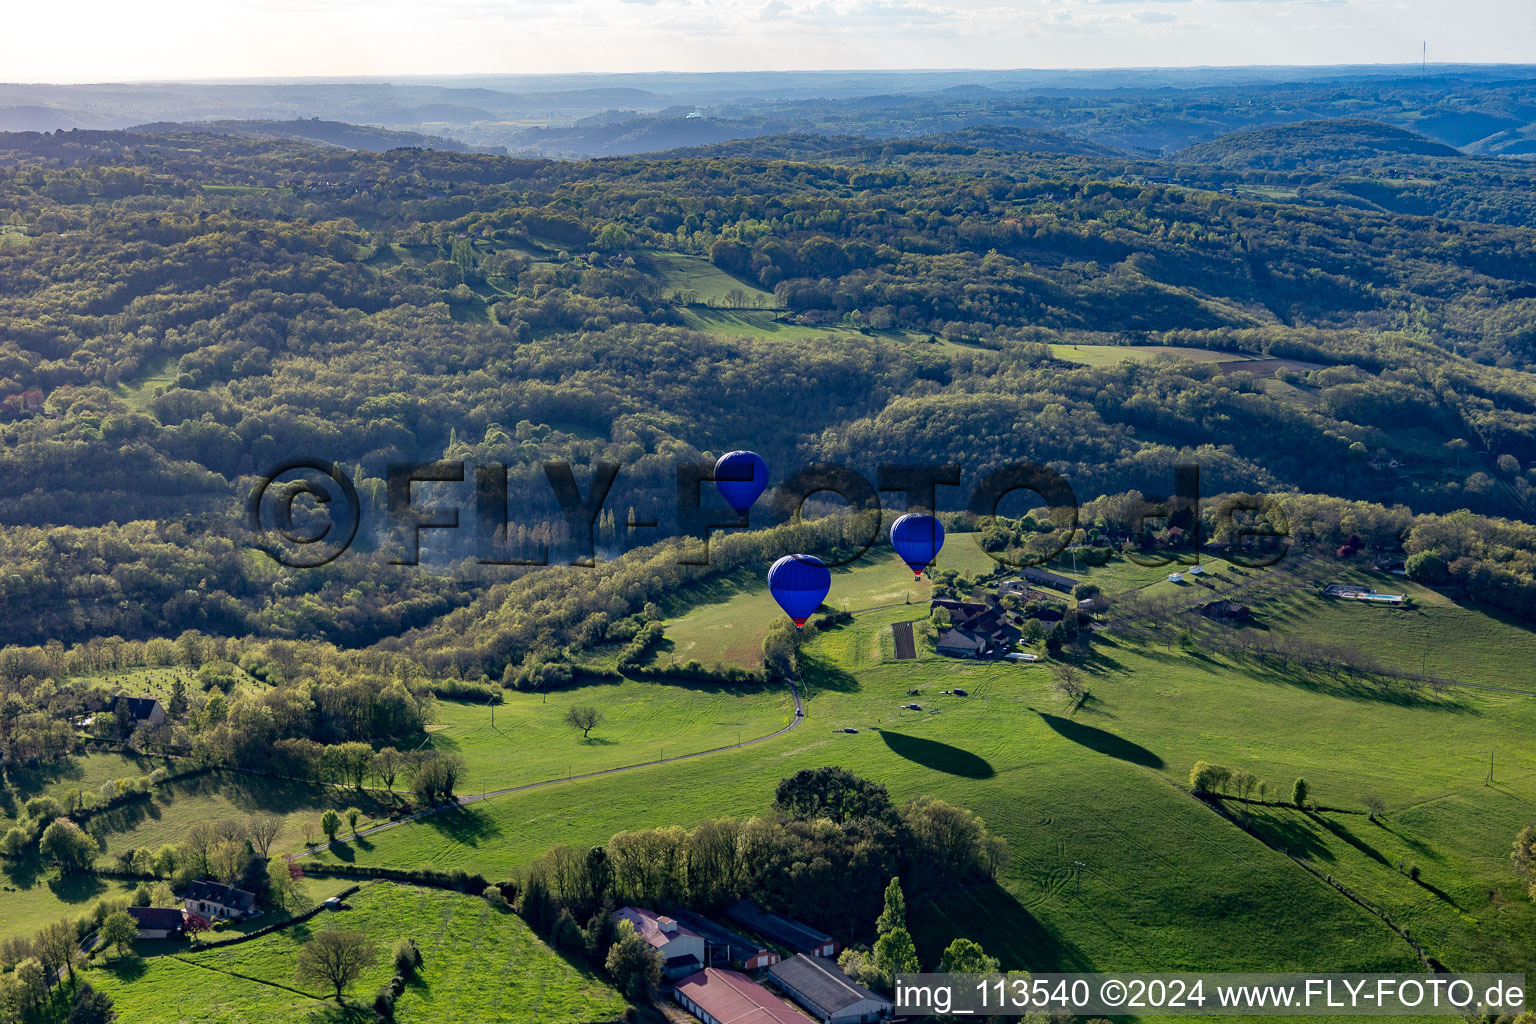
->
[[657, 534, 999, 668], [646, 250, 778, 306], [421, 681, 795, 795], [1, 749, 169, 814], [1, 771, 397, 941], [302, 561, 1536, 980], [84, 882, 628, 1024], [677, 306, 931, 345], [1047, 344, 1254, 367], [68, 665, 262, 703]]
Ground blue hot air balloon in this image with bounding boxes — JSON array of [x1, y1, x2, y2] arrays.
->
[[714, 450, 769, 523], [890, 512, 945, 581], [768, 554, 831, 628]]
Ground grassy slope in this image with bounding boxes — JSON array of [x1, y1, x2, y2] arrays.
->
[[0, 874, 141, 940], [1, 773, 397, 941], [647, 250, 776, 306], [659, 535, 998, 668], [1048, 344, 1252, 367], [678, 306, 935, 346], [313, 599, 1508, 975], [85, 882, 628, 1024], [71, 664, 262, 703], [423, 682, 794, 794], [304, 552, 1536, 976], [2, 750, 170, 813]]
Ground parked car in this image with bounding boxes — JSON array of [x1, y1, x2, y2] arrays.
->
[[952, 688, 968, 696]]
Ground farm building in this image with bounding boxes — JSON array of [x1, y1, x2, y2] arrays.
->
[[611, 906, 708, 979], [931, 598, 988, 618], [932, 599, 1019, 659], [671, 909, 780, 970], [997, 579, 1047, 600], [1199, 599, 1251, 622], [126, 906, 185, 940], [768, 954, 893, 1024], [1021, 567, 1077, 593], [1323, 584, 1405, 606], [184, 879, 257, 921], [674, 967, 808, 1024], [936, 628, 987, 658], [726, 899, 837, 957]]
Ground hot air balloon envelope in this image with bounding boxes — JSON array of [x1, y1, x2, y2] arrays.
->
[[714, 450, 769, 520], [890, 512, 945, 580], [768, 553, 831, 628]]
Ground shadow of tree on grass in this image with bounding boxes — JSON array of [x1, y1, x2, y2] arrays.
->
[[876, 730, 994, 779], [1036, 713, 1163, 769]]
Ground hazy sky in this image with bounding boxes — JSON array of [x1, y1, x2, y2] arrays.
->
[[9, 0, 1533, 82]]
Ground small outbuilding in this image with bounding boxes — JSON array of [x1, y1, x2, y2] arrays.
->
[[1199, 599, 1251, 622], [126, 906, 185, 940]]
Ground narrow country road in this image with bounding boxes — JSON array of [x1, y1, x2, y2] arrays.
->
[[288, 680, 804, 862]]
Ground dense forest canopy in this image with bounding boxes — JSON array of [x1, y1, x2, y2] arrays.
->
[[2, 125, 1536, 656]]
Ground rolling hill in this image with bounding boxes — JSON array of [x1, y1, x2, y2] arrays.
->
[[1174, 118, 1461, 171], [127, 118, 481, 153]]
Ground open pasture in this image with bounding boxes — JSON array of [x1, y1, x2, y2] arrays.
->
[[309, 588, 1536, 976], [84, 882, 628, 1024]]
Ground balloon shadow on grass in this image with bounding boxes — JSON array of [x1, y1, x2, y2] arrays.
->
[[876, 730, 994, 779], [1036, 713, 1163, 769]]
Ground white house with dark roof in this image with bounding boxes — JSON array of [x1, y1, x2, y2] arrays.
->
[[768, 954, 893, 1023], [184, 879, 257, 921], [611, 906, 707, 979]]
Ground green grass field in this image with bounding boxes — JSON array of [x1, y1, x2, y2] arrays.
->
[[1, 770, 399, 940], [91, 773, 397, 860], [421, 683, 794, 794], [302, 566, 1536, 978], [657, 537, 998, 668], [1049, 344, 1252, 367], [85, 882, 628, 1023], [646, 250, 777, 306], [1, 749, 171, 815], [109, 355, 179, 411], [70, 664, 262, 704], [678, 306, 932, 346], [15, 546, 1535, 1000], [0, 874, 141, 941]]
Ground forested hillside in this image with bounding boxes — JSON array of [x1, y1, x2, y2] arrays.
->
[[6, 90, 1536, 1024], [4, 128, 1536, 650]]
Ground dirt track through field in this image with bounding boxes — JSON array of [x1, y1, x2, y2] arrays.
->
[[891, 621, 916, 660]]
